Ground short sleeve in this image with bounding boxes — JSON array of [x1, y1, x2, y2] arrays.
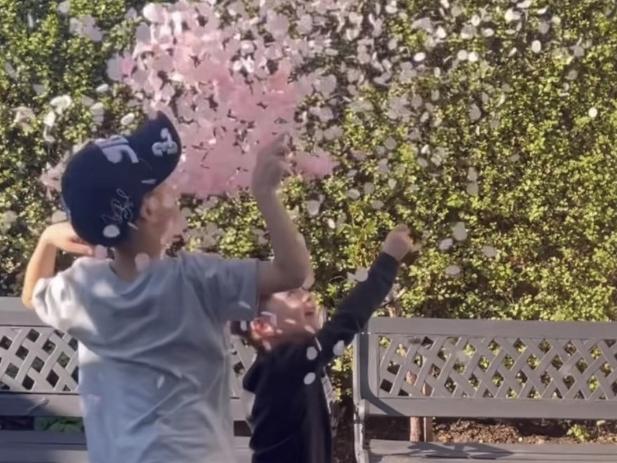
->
[[32, 269, 82, 334], [182, 252, 259, 322]]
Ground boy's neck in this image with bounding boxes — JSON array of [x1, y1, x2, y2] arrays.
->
[[111, 241, 164, 282]]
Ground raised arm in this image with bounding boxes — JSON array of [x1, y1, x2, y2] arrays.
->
[[313, 225, 414, 364], [272, 226, 414, 381], [21, 223, 93, 308], [251, 135, 311, 296]]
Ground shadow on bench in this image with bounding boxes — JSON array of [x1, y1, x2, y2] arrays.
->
[[353, 317, 617, 462], [0, 297, 255, 463]]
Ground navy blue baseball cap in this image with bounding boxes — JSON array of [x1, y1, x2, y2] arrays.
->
[[60, 111, 182, 247]]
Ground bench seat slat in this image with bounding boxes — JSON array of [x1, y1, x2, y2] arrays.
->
[[368, 440, 617, 462], [0, 434, 252, 463]]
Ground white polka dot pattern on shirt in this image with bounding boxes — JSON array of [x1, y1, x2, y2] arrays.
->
[[304, 372, 316, 385], [306, 346, 318, 360]]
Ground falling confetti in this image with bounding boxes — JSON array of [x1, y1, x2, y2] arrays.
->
[[445, 265, 462, 277], [121, 113, 136, 126], [531, 40, 542, 53], [333, 340, 345, 356], [469, 104, 482, 122], [102, 225, 120, 239], [452, 222, 468, 241], [439, 238, 454, 251], [306, 200, 321, 217], [481, 246, 498, 258]]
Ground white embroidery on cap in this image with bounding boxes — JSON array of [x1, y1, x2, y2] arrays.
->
[[152, 128, 178, 157], [96, 136, 139, 164], [101, 188, 134, 228]]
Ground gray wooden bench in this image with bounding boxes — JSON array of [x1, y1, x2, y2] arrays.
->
[[353, 317, 617, 462], [0, 297, 255, 463]]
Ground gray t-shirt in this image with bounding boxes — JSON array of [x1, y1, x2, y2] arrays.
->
[[32, 251, 258, 463]]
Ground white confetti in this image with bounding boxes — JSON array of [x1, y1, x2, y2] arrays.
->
[[2, 211, 17, 225], [538, 22, 550, 34], [303, 372, 316, 385], [466, 182, 479, 196], [157, 375, 165, 389], [306, 200, 320, 217], [4, 62, 17, 79], [439, 238, 454, 251], [351, 268, 368, 282], [50, 95, 72, 113], [445, 265, 462, 277], [121, 113, 136, 126], [333, 340, 346, 356], [482, 246, 498, 258], [413, 52, 426, 62], [531, 40, 542, 53], [347, 189, 361, 200], [239, 321, 249, 332], [588, 107, 598, 119], [452, 222, 468, 241], [504, 8, 521, 23], [57, 0, 70, 15], [95, 83, 110, 93], [573, 44, 585, 58], [43, 111, 56, 127], [469, 104, 482, 122], [103, 224, 120, 239]]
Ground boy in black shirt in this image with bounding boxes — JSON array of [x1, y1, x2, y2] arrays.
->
[[234, 225, 415, 463]]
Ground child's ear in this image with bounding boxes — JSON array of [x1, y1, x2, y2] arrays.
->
[[139, 195, 160, 223]]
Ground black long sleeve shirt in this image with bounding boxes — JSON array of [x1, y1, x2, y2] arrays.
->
[[243, 253, 399, 463]]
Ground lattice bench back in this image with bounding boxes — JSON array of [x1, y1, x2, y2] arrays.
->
[[353, 317, 617, 421], [0, 297, 254, 421]]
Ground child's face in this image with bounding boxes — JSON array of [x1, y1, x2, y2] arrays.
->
[[254, 289, 324, 345], [141, 182, 182, 243]]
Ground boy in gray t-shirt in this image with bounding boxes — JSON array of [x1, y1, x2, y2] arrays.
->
[[21, 113, 311, 463]]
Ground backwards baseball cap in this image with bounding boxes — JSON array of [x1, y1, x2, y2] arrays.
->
[[61, 111, 182, 247]]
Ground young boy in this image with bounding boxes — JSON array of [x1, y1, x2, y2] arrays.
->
[[21, 112, 311, 463], [234, 225, 415, 463]]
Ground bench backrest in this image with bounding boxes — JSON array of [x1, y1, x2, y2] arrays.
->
[[0, 297, 255, 423], [353, 317, 617, 421]]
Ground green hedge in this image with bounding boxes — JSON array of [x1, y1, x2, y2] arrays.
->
[[2, 1, 617, 392]]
